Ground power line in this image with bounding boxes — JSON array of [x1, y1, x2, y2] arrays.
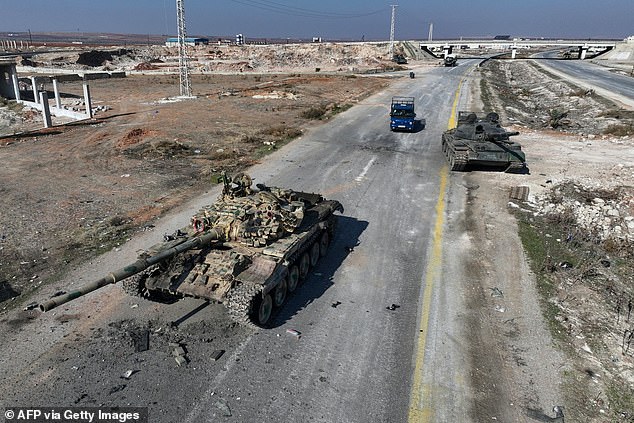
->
[[228, 0, 386, 19]]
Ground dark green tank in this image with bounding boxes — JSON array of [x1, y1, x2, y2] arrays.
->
[[442, 112, 526, 172], [40, 173, 343, 327]]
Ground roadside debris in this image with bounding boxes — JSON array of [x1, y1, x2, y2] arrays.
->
[[121, 370, 137, 379], [331, 301, 342, 308], [490, 287, 504, 298], [171, 342, 189, 366], [23, 302, 38, 311], [131, 329, 150, 352], [214, 399, 232, 417], [210, 350, 225, 362], [386, 304, 400, 311], [286, 329, 301, 339]]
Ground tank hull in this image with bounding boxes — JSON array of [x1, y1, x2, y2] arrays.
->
[[122, 191, 342, 327], [441, 112, 526, 172]]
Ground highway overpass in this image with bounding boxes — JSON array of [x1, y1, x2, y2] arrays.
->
[[421, 38, 619, 59]]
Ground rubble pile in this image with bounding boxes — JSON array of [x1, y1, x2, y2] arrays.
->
[[533, 180, 634, 253]]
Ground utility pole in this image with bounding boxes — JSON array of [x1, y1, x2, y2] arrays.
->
[[389, 4, 398, 54], [176, 0, 192, 97]]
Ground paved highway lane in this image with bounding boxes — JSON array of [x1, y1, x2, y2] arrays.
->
[[534, 53, 634, 107], [183, 65, 475, 422]]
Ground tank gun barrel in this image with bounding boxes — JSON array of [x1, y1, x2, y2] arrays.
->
[[39, 228, 224, 312]]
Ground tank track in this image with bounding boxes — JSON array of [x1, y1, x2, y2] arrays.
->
[[451, 150, 468, 171], [443, 139, 468, 171], [224, 282, 263, 328], [121, 265, 159, 298], [505, 161, 526, 173]]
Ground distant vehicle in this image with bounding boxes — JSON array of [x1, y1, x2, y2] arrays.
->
[[390, 96, 416, 132], [441, 112, 526, 172], [444, 55, 457, 67], [392, 54, 407, 64]]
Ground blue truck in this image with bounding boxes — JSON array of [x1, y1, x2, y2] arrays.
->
[[390, 96, 416, 132]]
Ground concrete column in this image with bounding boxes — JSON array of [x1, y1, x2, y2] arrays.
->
[[579, 44, 588, 60], [40, 92, 52, 128], [82, 81, 93, 118], [511, 44, 517, 59], [52, 79, 62, 108], [11, 71, 20, 101], [31, 76, 39, 104]]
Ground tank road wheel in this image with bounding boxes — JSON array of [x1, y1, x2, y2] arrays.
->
[[309, 242, 320, 267], [254, 293, 273, 327], [273, 279, 288, 307], [122, 272, 150, 297], [319, 231, 330, 257], [287, 265, 300, 293], [299, 253, 310, 280]]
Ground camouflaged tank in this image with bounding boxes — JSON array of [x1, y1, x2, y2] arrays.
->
[[442, 112, 526, 172], [40, 173, 343, 327]]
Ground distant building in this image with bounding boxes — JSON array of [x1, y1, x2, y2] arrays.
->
[[165, 37, 209, 47]]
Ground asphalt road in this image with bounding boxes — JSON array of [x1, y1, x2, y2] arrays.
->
[[534, 52, 634, 107], [0, 63, 477, 423], [180, 64, 475, 422]]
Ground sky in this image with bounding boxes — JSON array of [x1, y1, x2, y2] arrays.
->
[[0, 0, 632, 41]]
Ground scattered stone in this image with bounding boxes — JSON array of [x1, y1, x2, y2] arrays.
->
[[286, 329, 301, 339], [214, 399, 232, 417], [490, 287, 504, 298], [210, 350, 225, 361], [331, 301, 342, 308], [386, 304, 400, 311], [121, 370, 136, 379], [175, 355, 188, 366], [172, 346, 187, 356]]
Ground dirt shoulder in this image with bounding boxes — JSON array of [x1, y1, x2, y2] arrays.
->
[[466, 59, 634, 421]]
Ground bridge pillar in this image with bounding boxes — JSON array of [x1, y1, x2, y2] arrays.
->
[[30, 76, 39, 104], [82, 79, 93, 118], [578, 44, 588, 60], [52, 79, 62, 109], [443, 45, 452, 58], [11, 69, 20, 101], [511, 44, 517, 59], [40, 91, 52, 128]]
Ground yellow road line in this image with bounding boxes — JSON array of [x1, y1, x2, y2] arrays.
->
[[408, 80, 463, 422]]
